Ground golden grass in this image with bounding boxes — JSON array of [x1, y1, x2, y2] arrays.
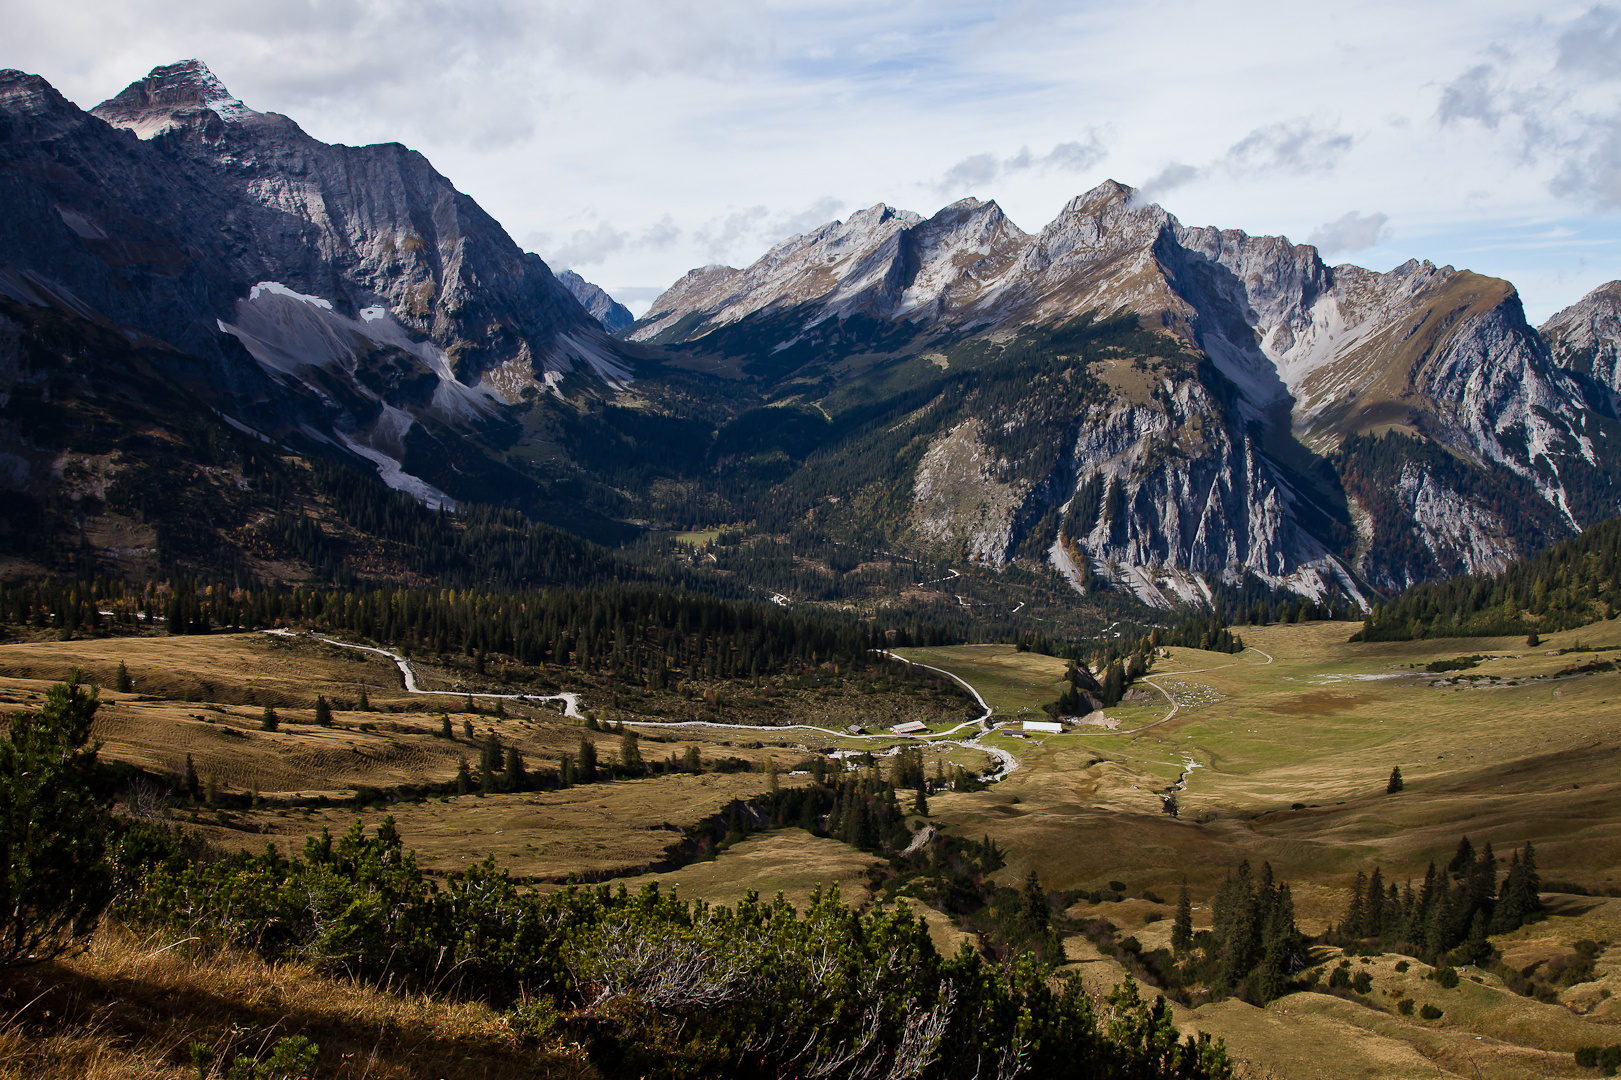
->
[[0, 928, 595, 1080], [890, 644, 1069, 718], [905, 622, 1621, 926], [196, 770, 798, 880], [611, 830, 883, 910]]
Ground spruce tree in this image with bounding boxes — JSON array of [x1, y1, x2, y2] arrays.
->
[[260, 704, 279, 732], [559, 752, 574, 788], [313, 695, 333, 727], [115, 661, 133, 694], [455, 757, 471, 795], [479, 731, 503, 792], [1172, 882, 1194, 954], [620, 729, 643, 774], [1021, 871, 1049, 933], [578, 737, 598, 783], [356, 686, 371, 712], [1386, 766, 1403, 793], [183, 753, 200, 800], [913, 786, 928, 817], [504, 746, 526, 792], [440, 714, 453, 740]]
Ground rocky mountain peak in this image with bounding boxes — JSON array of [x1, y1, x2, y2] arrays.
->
[[558, 269, 634, 334], [0, 69, 71, 120], [91, 59, 260, 139], [1543, 279, 1621, 391]]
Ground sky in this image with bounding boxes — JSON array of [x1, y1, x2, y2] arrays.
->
[[9, 0, 1621, 322]]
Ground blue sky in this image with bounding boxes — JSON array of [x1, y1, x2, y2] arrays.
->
[[11, 0, 1621, 321]]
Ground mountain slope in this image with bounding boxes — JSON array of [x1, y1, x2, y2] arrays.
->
[[0, 61, 641, 528], [630, 182, 1621, 604]]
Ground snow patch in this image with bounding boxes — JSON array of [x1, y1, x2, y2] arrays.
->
[[334, 431, 457, 511], [249, 281, 333, 310]]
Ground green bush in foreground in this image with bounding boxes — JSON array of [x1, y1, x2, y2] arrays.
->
[[1, 671, 116, 967], [121, 819, 1232, 1079]]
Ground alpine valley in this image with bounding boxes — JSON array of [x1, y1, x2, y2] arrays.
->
[[4, 59, 1621, 618], [17, 57, 1621, 1080]]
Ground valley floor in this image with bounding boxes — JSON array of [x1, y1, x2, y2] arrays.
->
[[5, 619, 1621, 1076]]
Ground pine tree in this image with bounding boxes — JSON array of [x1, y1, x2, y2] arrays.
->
[[913, 786, 929, 817], [115, 661, 132, 694], [260, 704, 279, 732], [620, 729, 643, 774], [559, 752, 575, 788], [1172, 881, 1194, 954], [183, 753, 200, 800], [440, 714, 453, 740], [1447, 836, 1475, 878], [313, 695, 333, 727], [578, 737, 598, 783], [479, 731, 503, 792], [1457, 909, 1493, 966], [1021, 870, 1049, 934], [356, 686, 371, 711], [1386, 766, 1403, 793], [504, 746, 526, 791], [463, 719, 475, 740], [455, 757, 471, 795], [1365, 867, 1385, 938], [685, 745, 702, 772], [1344, 871, 1367, 937]]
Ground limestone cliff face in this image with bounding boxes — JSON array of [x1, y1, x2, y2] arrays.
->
[[908, 368, 1362, 607]]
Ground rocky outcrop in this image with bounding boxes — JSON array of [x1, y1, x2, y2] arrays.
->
[[558, 270, 634, 333], [1542, 280, 1621, 392]]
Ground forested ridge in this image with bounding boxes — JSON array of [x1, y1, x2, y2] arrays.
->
[[1352, 515, 1621, 641]]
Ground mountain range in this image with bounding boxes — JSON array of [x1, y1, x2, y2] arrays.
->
[[629, 187, 1621, 605], [3, 59, 1620, 615]]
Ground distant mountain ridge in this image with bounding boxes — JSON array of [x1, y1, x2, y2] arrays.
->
[[631, 182, 1621, 605], [558, 270, 634, 333]]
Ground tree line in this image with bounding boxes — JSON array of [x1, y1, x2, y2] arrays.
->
[[1330, 837, 1545, 965]]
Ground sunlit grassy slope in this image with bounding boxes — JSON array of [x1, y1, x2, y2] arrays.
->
[[900, 621, 1621, 927]]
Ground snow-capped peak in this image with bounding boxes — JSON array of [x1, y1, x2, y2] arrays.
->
[[91, 59, 260, 138]]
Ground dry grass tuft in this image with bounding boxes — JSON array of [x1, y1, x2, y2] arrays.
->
[[0, 928, 597, 1080]]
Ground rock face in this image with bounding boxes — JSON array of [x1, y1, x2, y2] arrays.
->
[[1543, 280, 1621, 393], [0, 60, 629, 507], [557, 270, 634, 333], [634, 181, 1621, 604]]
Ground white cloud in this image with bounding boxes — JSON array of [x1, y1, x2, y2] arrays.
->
[[1308, 211, 1391, 255], [935, 133, 1106, 195], [7, 0, 1621, 314]]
